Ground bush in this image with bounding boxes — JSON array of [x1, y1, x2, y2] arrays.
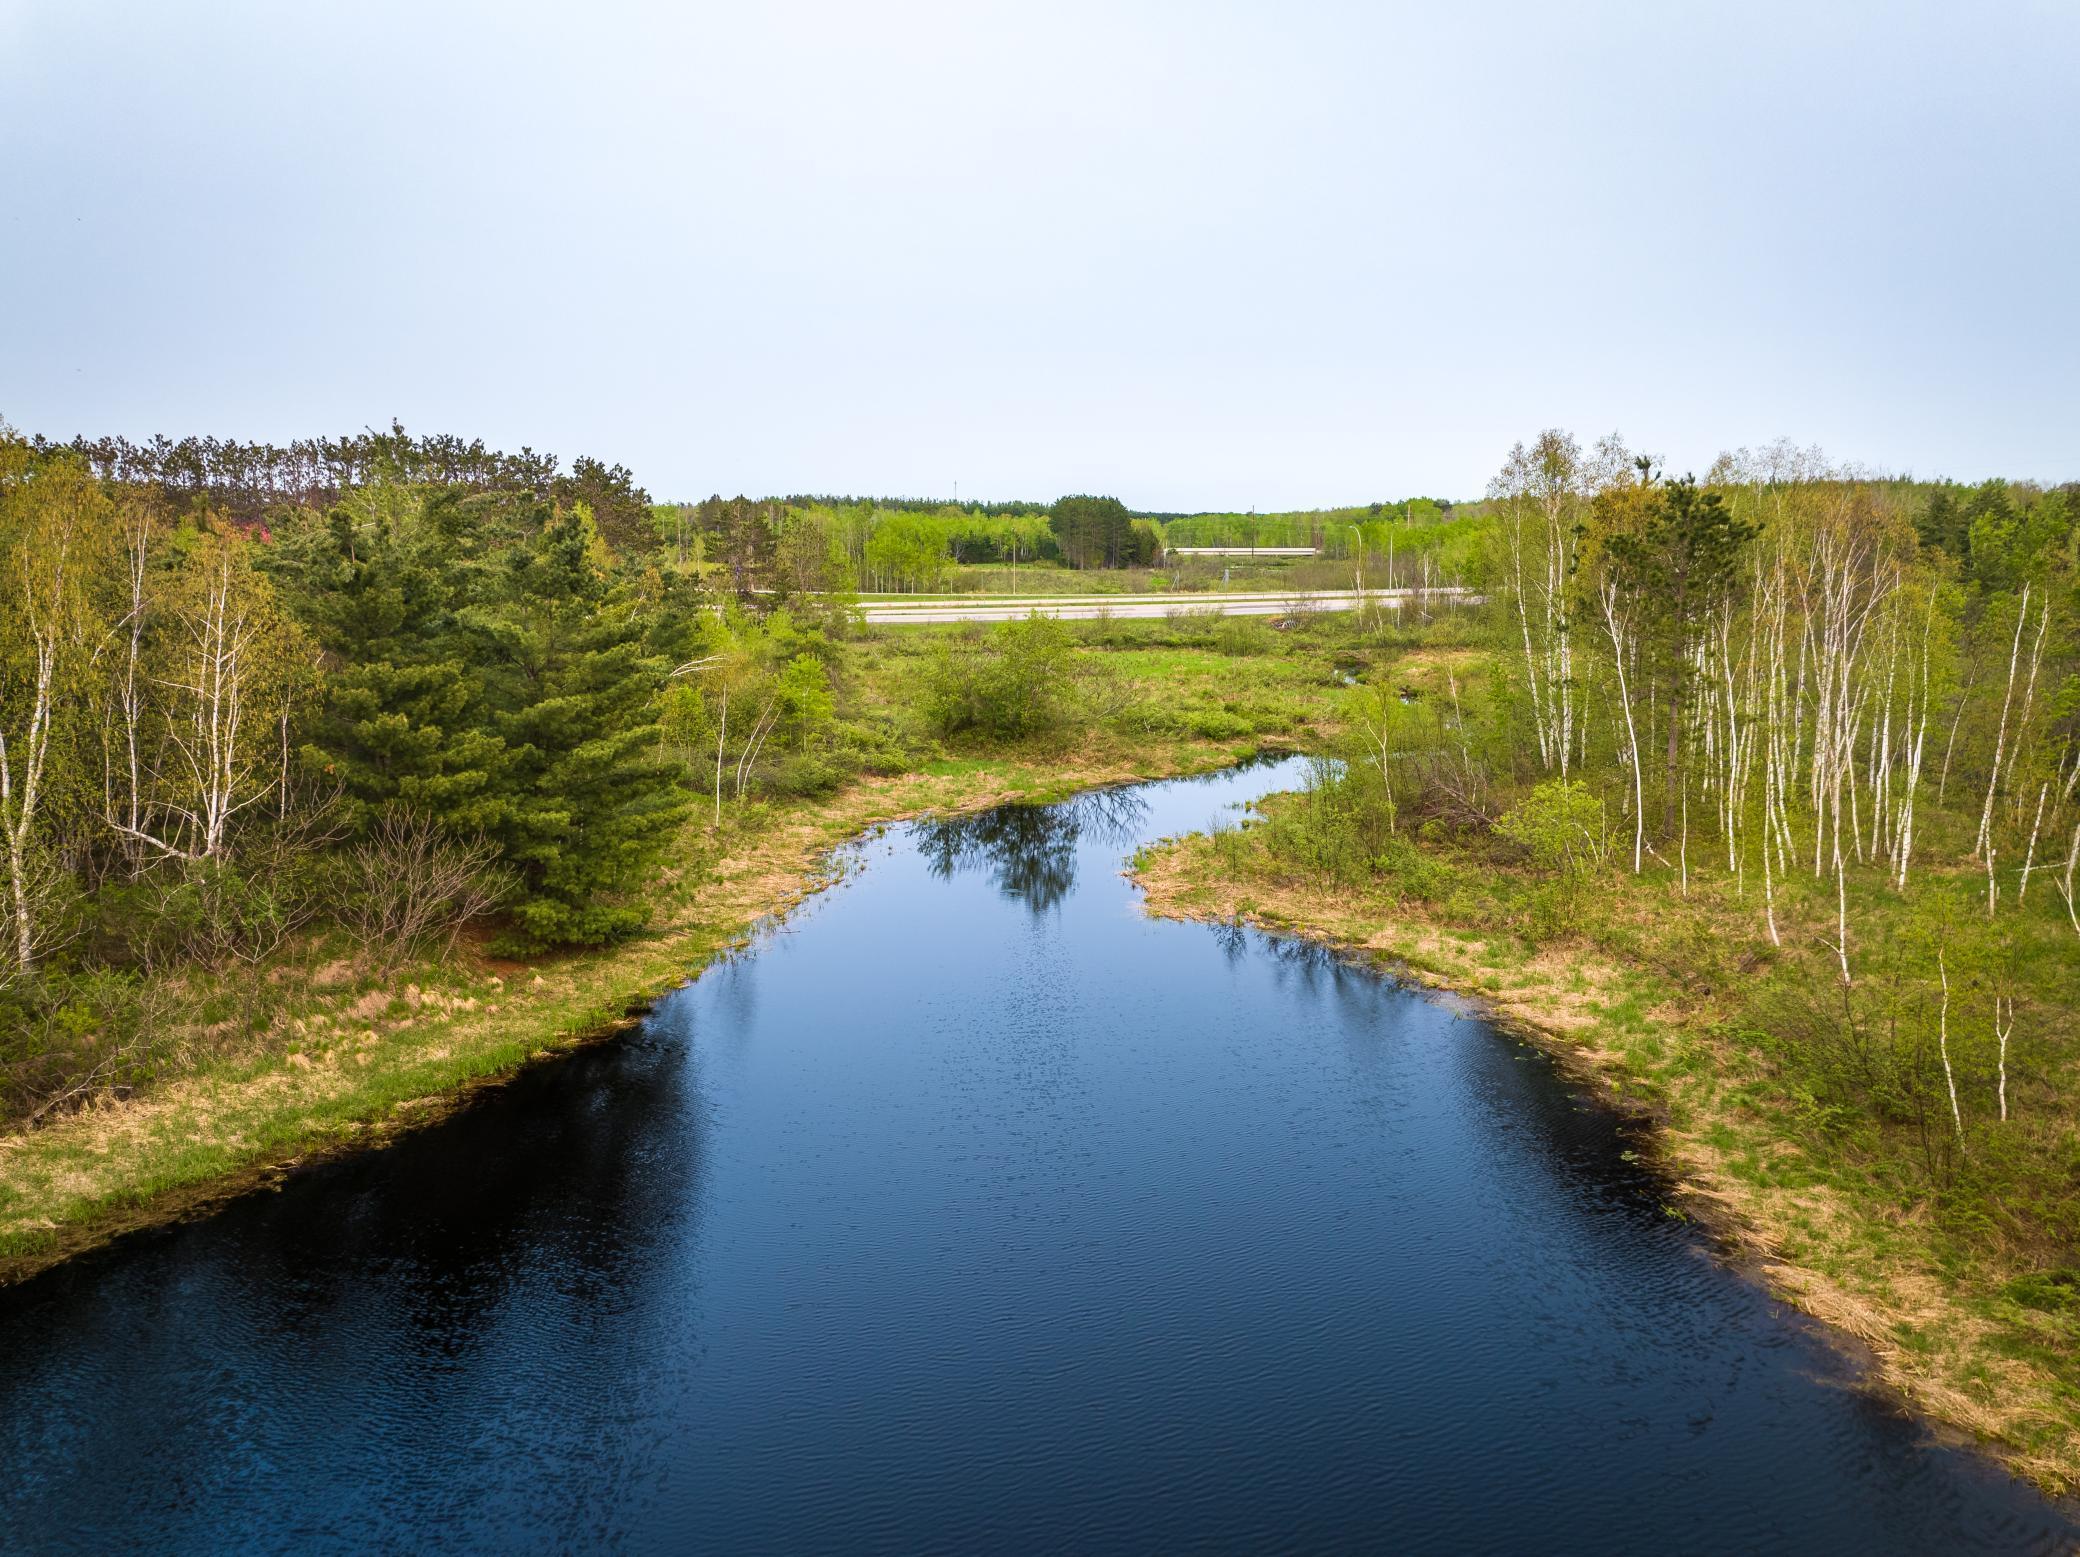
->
[[112, 856, 325, 975], [1494, 779, 1612, 886], [1214, 616, 1274, 657], [1256, 760, 1395, 887], [924, 616, 1078, 740], [763, 751, 845, 798], [0, 969, 166, 1126], [1185, 708, 1254, 740], [1372, 832, 1453, 901], [335, 811, 512, 971]]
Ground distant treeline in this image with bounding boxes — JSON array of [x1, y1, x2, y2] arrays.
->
[[772, 494, 1053, 519], [25, 423, 679, 581], [667, 497, 1157, 592], [1160, 500, 1459, 553], [663, 494, 1475, 591], [23, 424, 1474, 589]]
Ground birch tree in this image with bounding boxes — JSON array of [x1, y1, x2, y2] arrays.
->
[[113, 529, 307, 863], [0, 453, 109, 972], [1489, 431, 1624, 778]]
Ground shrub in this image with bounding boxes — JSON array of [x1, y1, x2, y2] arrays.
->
[[1494, 779, 1612, 887], [1255, 759, 1395, 888], [335, 811, 513, 971], [924, 615, 1078, 740], [1214, 616, 1274, 657], [114, 855, 325, 976], [0, 969, 167, 1126]]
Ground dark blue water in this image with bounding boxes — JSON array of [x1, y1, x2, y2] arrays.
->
[[0, 758, 2071, 1555]]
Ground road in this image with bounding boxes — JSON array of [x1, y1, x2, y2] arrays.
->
[[856, 587, 1474, 625]]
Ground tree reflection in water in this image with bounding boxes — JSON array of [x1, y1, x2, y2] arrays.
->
[[910, 785, 1152, 914]]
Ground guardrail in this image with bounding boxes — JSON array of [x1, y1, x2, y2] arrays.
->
[[1164, 546, 1321, 557]]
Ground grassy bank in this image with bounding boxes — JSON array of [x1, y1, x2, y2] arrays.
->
[[0, 615, 1372, 1282], [1133, 786, 2080, 1494], [0, 740, 1280, 1283]]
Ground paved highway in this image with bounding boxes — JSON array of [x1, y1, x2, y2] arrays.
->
[[856, 587, 1473, 624]]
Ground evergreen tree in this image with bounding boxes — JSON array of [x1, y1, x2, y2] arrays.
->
[[1962, 481, 2071, 594], [1605, 474, 1758, 829], [264, 489, 512, 835], [471, 505, 690, 948], [553, 455, 654, 561], [1918, 486, 1966, 557], [1050, 494, 1146, 569]]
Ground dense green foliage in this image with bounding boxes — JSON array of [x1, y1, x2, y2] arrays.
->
[[248, 482, 694, 949], [923, 617, 1079, 739], [1049, 494, 1160, 570], [1159, 499, 1456, 549]]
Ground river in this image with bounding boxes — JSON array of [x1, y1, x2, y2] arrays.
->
[[0, 757, 2070, 1554]]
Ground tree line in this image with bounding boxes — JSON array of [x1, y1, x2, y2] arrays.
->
[[1159, 499, 1457, 550], [665, 493, 1488, 594], [0, 424, 892, 1120], [1308, 428, 2077, 1201], [655, 493, 1162, 592]]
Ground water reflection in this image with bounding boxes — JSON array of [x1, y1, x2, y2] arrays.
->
[[0, 1025, 712, 1554], [912, 784, 1151, 914], [0, 757, 2070, 1555]]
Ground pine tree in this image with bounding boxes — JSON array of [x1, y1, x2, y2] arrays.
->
[[1605, 474, 1758, 830], [1050, 494, 1138, 569], [266, 490, 512, 835], [472, 506, 690, 949]]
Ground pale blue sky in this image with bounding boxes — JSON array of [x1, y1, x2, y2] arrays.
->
[[3, 1, 2074, 508]]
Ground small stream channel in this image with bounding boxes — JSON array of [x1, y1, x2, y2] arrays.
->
[[0, 757, 2071, 1553]]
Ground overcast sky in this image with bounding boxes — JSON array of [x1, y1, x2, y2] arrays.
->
[[3, 1, 2074, 509]]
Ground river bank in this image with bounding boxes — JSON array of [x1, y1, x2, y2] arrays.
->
[[12, 755, 2067, 1552], [0, 736, 1285, 1287], [1131, 816, 2080, 1498]]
